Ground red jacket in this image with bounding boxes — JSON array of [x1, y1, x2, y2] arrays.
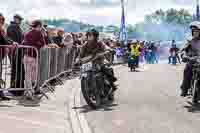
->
[[23, 29, 45, 57]]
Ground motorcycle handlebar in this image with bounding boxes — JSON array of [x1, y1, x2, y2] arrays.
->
[[183, 56, 200, 64], [79, 51, 112, 64]]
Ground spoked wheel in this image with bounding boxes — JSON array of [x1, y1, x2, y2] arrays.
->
[[81, 78, 101, 109], [130, 64, 136, 72], [172, 57, 177, 65], [192, 80, 199, 104]]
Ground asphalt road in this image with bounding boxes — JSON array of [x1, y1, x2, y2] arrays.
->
[[79, 64, 200, 133], [0, 78, 77, 133]]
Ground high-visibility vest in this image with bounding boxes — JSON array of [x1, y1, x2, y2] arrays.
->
[[131, 44, 140, 56]]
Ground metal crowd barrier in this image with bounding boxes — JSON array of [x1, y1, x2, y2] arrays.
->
[[0, 45, 39, 93], [38, 46, 78, 89], [0, 44, 115, 100], [0, 44, 79, 99], [39, 46, 80, 99]]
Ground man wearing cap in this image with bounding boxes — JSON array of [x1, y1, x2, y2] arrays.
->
[[7, 14, 23, 43], [7, 14, 25, 96]]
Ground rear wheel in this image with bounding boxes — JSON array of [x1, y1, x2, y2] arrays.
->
[[81, 78, 101, 109]]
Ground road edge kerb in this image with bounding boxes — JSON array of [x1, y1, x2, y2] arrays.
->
[[75, 87, 93, 133], [68, 78, 82, 133]]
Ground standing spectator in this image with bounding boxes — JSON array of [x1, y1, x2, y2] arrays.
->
[[7, 14, 25, 96], [46, 25, 57, 44], [139, 41, 146, 67], [63, 33, 74, 49], [23, 20, 46, 100], [78, 32, 84, 45], [72, 33, 82, 46], [52, 28, 64, 47], [149, 43, 157, 64], [0, 13, 16, 100]]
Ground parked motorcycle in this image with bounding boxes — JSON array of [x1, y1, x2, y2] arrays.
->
[[79, 51, 116, 109]]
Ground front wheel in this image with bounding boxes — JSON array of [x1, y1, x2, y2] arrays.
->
[[172, 57, 177, 65], [192, 79, 199, 104], [81, 78, 101, 109], [130, 64, 135, 72]]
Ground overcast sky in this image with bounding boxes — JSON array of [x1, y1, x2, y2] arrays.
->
[[0, 0, 197, 25]]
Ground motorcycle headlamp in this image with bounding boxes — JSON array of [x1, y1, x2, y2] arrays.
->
[[196, 58, 200, 63]]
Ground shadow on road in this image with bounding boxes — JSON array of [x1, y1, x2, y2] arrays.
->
[[184, 101, 200, 113], [0, 104, 13, 107], [73, 103, 119, 114], [129, 70, 141, 72]]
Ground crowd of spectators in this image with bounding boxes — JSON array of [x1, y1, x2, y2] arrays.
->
[[0, 13, 119, 100]]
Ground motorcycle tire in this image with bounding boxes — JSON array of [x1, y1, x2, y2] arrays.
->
[[81, 78, 101, 109], [172, 57, 177, 65], [192, 79, 199, 104], [108, 93, 114, 101], [130, 64, 134, 72]]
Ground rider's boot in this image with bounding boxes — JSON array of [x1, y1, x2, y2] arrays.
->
[[180, 90, 188, 97], [180, 84, 189, 97], [111, 82, 118, 93]]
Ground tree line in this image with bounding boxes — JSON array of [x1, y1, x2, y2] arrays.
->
[[16, 8, 193, 41]]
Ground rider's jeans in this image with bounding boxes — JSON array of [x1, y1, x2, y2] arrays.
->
[[181, 63, 193, 92]]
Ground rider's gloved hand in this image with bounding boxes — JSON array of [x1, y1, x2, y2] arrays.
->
[[189, 58, 197, 64], [182, 57, 188, 63]]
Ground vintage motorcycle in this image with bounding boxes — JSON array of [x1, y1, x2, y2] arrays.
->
[[187, 56, 200, 103], [79, 51, 116, 109], [171, 51, 177, 65]]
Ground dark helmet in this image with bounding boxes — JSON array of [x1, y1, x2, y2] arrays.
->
[[14, 14, 23, 21], [86, 29, 99, 39]]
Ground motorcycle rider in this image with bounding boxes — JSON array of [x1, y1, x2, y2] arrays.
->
[[79, 29, 118, 100], [130, 40, 141, 68], [168, 40, 181, 64], [180, 21, 200, 97]]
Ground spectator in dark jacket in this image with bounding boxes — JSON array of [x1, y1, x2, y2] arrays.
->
[[7, 14, 23, 43], [7, 14, 25, 95]]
